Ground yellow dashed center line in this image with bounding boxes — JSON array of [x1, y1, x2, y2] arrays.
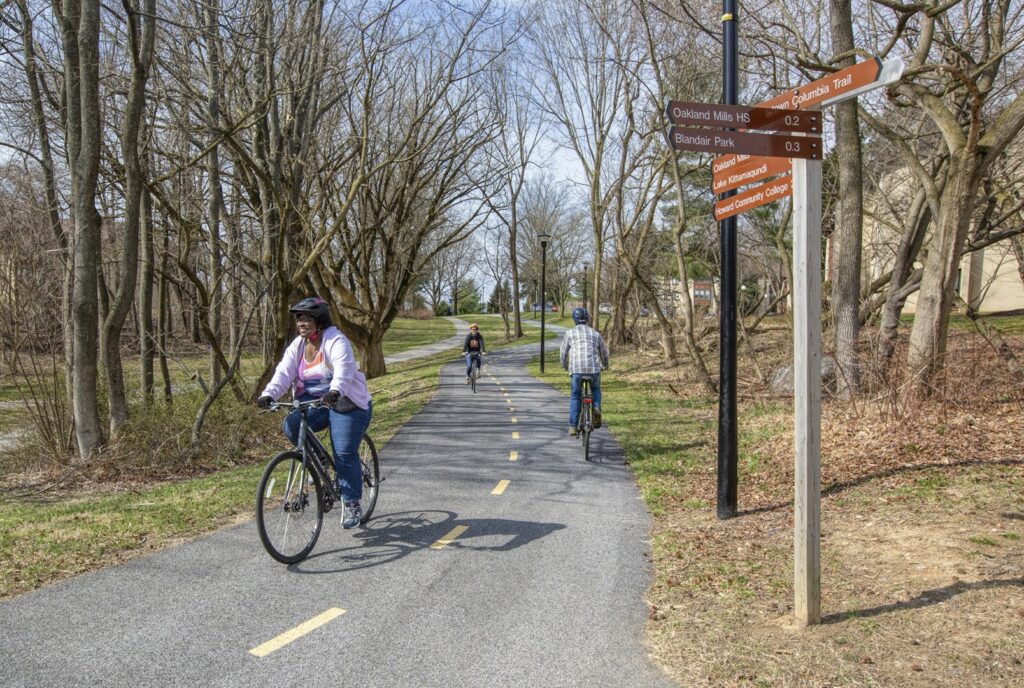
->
[[431, 525, 468, 549], [249, 608, 346, 657], [491, 480, 511, 495], [511, 417, 518, 423], [509, 450, 518, 461], [512, 431, 520, 439], [509, 407, 516, 413], [503, 392, 509, 397]]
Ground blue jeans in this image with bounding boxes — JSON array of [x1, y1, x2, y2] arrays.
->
[[569, 373, 601, 428], [283, 395, 372, 503], [465, 353, 481, 377]]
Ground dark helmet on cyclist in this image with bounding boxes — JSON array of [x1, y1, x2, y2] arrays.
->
[[289, 296, 332, 331], [572, 307, 589, 325]]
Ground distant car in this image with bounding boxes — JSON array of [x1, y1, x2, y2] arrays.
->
[[639, 307, 651, 317]]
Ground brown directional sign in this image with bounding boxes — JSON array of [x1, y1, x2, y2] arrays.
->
[[712, 156, 790, 194], [669, 127, 820, 160], [713, 173, 792, 221], [666, 101, 820, 133], [714, 57, 901, 170]]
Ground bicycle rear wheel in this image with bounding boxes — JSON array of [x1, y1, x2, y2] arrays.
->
[[256, 451, 324, 564], [358, 435, 380, 523], [581, 404, 592, 462]]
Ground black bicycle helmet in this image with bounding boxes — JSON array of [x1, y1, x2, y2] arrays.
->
[[289, 296, 332, 331], [572, 307, 589, 325]]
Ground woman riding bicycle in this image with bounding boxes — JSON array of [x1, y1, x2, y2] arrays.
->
[[463, 322, 486, 384], [256, 297, 372, 529]]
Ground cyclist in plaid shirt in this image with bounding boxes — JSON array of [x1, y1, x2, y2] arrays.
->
[[559, 307, 609, 436]]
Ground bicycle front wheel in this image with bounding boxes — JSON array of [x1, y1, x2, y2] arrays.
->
[[359, 436, 380, 523], [256, 451, 324, 564]]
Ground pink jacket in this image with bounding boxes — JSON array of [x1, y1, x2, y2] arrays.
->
[[260, 327, 372, 409]]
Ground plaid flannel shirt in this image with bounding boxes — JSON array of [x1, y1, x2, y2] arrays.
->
[[559, 324, 609, 375]]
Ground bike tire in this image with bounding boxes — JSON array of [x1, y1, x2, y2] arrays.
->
[[582, 404, 592, 462], [256, 451, 324, 564], [359, 435, 380, 523], [471, 373, 477, 393]]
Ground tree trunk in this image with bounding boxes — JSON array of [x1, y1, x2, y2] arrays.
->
[[673, 225, 716, 394], [227, 179, 243, 353], [139, 182, 155, 405], [66, 0, 105, 458], [158, 226, 172, 404], [875, 191, 930, 366], [102, 0, 155, 436], [906, 155, 983, 391], [828, 0, 863, 397], [509, 216, 523, 338], [205, 0, 224, 387]]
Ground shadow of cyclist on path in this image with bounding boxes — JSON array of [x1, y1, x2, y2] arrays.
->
[[289, 510, 566, 574]]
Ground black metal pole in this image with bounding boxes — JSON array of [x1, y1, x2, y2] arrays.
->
[[540, 241, 548, 373], [717, 0, 739, 520]]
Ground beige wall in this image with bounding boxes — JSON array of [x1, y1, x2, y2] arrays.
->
[[863, 164, 1024, 315]]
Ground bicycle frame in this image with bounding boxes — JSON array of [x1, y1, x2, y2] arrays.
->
[[288, 400, 341, 512]]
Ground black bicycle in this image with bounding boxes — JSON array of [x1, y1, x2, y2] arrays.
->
[[575, 375, 595, 462], [468, 352, 483, 392], [256, 398, 380, 564]]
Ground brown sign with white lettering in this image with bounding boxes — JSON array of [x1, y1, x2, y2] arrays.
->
[[712, 156, 790, 194], [669, 127, 820, 160], [714, 57, 887, 170], [713, 174, 792, 221], [666, 101, 820, 133]]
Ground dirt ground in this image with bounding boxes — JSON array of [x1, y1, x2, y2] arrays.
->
[[639, 328, 1024, 687]]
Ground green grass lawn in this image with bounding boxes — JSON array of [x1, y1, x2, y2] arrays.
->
[[381, 317, 457, 355], [900, 312, 1024, 334], [0, 347, 455, 599]]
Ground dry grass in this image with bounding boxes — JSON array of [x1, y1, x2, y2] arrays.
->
[[615, 326, 1024, 687]]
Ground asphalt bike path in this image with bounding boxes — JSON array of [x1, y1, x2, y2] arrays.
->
[[1, 337, 674, 688], [383, 316, 471, 365]]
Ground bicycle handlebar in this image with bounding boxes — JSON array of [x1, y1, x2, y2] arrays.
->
[[264, 398, 325, 413]]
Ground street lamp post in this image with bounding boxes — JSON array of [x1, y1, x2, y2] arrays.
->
[[539, 231, 551, 373]]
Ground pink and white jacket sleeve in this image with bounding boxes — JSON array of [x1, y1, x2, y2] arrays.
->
[[260, 336, 304, 400]]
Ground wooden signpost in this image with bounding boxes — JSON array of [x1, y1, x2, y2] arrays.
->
[[666, 55, 905, 627]]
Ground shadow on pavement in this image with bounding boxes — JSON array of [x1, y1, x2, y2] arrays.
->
[[289, 510, 566, 574]]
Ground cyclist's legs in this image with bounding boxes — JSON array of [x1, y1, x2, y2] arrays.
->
[[465, 354, 473, 377], [327, 401, 372, 502], [590, 373, 602, 410], [282, 394, 329, 445], [569, 374, 584, 427]]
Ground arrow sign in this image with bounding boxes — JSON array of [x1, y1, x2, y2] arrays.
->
[[669, 127, 820, 159], [713, 157, 790, 194], [714, 173, 792, 221], [666, 101, 821, 133], [714, 56, 904, 169]]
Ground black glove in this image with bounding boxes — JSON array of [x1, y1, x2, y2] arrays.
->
[[256, 395, 273, 409], [322, 390, 340, 404]]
